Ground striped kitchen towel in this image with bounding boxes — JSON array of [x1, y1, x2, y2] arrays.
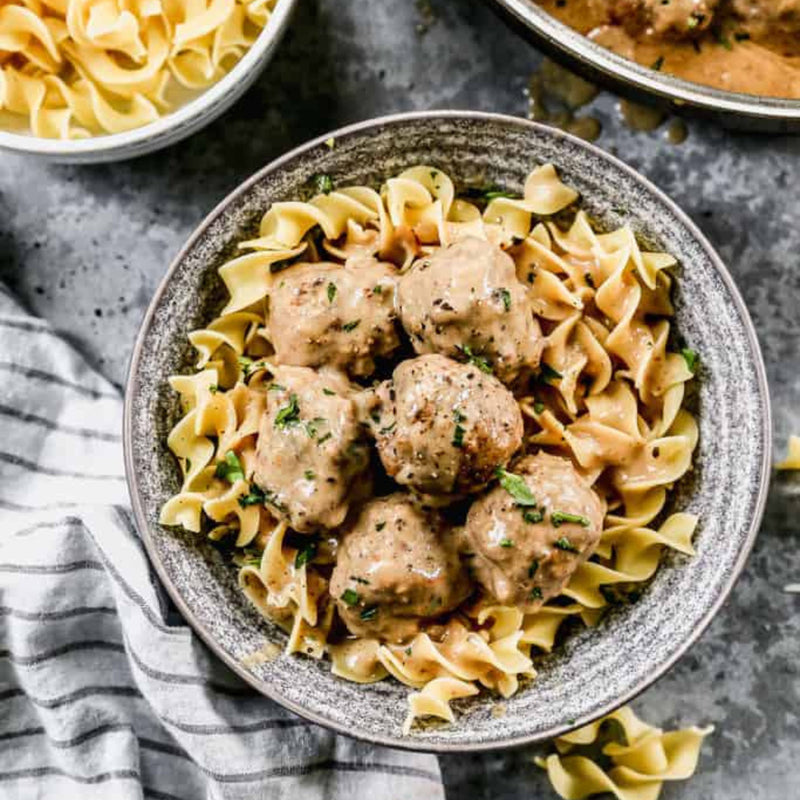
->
[[0, 287, 444, 800]]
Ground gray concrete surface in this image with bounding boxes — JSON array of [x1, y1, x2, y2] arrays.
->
[[1, 0, 798, 796]]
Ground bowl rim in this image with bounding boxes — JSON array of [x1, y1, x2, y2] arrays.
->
[[488, 0, 800, 124], [0, 0, 297, 159], [123, 109, 773, 753]]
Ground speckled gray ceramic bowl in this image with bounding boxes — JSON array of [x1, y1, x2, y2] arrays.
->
[[487, 0, 800, 133], [124, 111, 771, 752]]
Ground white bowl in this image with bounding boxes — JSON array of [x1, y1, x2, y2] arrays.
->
[[0, 0, 298, 164]]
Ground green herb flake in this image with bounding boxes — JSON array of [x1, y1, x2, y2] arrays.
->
[[484, 189, 515, 201], [540, 363, 562, 383], [316, 432, 333, 446], [530, 586, 543, 600], [341, 588, 359, 606], [533, 400, 545, 415], [215, 450, 245, 483], [342, 319, 361, 332], [523, 509, 544, 524], [237, 356, 254, 377], [327, 282, 337, 303], [456, 343, 493, 374], [376, 521, 386, 531], [552, 512, 590, 529], [528, 559, 539, 579], [681, 348, 699, 373], [208, 384, 219, 394], [360, 606, 378, 621], [452, 423, 466, 448], [350, 575, 370, 585], [499, 538, 514, 548], [294, 540, 318, 569], [304, 469, 315, 481], [453, 408, 467, 423], [495, 467, 537, 507], [305, 417, 327, 438], [315, 173, 334, 195], [651, 55, 664, 71], [268, 383, 287, 392], [274, 393, 301, 428], [238, 484, 267, 508], [322, 387, 336, 396], [378, 421, 397, 435], [554, 536, 581, 553], [373, 284, 383, 295], [499, 287, 512, 312]]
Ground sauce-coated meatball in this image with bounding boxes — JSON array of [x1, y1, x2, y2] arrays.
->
[[253, 367, 370, 533], [463, 453, 603, 612], [371, 354, 523, 496], [397, 236, 542, 384], [266, 255, 400, 377], [330, 494, 470, 643]]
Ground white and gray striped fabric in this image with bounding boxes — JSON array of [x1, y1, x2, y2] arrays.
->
[[0, 288, 444, 800]]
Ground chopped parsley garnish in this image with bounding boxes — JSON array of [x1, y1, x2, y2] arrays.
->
[[456, 343, 493, 374], [499, 287, 512, 312], [533, 400, 545, 414], [268, 383, 287, 392], [376, 521, 386, 531], [378, 421, 397, 435], [499, 538, 514, 548], [327, 282, 337, 303], [238, 356, 254, 377], [341, 589, 359, 606], [238, 484, 267, 507], [241, 549, 262, 567], [495, 467, 537, 507], [528, 559, 539, 579], [483, 189, 515, 201], [322, 387, 336, 396], [295, 540, 318, 569], [453, 409, 466, 448], [552, 512, 590, 528], [554, 536, 581, 553], [350, 575, 370, 585], [523, 509, 544, 524], [453, 408, 467, 423], [316, 432, 333, 446], [651, 56, 664, 71], [540, 363, 562, 383], [304, 469, 315, 480], [215, 450, 245, 483], [305, 417, 327, 438], [373, 284, 383, 295], [360, 606, 378, 621], [342, 319, 361, 332], [315, 173, 334, 195], [274, 393, 301, 428], [208, 384, 219, 394], [687, 12, 704, 28], [681, 348, 699, 373], [530, 586, 543, 600]]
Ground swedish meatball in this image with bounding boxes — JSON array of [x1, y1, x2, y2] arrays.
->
[[266, 255, 400, 377], [397, 236, 542, 384], [371, 354, 524, 496], [330, 494, 470, 643], [464, 453, 603, 612], [253, 367, 370, 533], [610, 0, 720, 38]]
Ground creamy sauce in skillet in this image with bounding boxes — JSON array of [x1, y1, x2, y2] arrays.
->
[[538, 0, 800, 97]]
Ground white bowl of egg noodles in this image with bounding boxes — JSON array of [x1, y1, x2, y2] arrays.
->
[[0, 0, 297, 163], [125, 111, 771, 749]]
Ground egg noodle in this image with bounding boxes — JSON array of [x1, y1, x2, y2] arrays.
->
[[0, 0, 276, 138], [160, 163, 700, 733], [536, 704, 713, 800]]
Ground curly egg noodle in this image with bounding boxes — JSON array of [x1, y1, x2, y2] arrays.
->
[[0, 0, 276, 138], [160, 163, 700, 733]]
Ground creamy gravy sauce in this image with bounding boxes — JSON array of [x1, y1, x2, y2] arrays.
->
[[539, 0, 800, 98]]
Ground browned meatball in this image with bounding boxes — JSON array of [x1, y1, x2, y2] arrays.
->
[[463, 453, 603, 612], [729, 0, 800, 37], [611, 0, 720, 38], [266, 255, 400, 377], [329, 494, 470, 643], [397, 237, 542, 384], [253, 367, 370, 533], [371, 355, 524, 497]]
